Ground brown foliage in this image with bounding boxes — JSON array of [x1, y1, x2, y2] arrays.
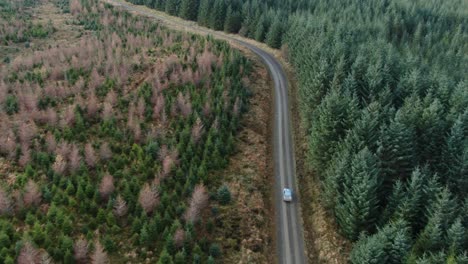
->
[[113, 195, 128, 217], [191, 117, 204, 143], [176, 92, 192, 117], [161, 148, 178, 178], [19, 144, 31, 168], [86, 92, 99, 118], [52, 154, 67, 175], [233, 97, 241, 116], [136, 97, 145, 119], [39, 250, 54, 264], [23, 180, 41, 207], [18, 120, 38, 145], [99, 142, 112, 160], [68, 144, 81, 172], [89, 68, 103, 91], [202, 101, 211, 117], [0, 81, 6, 104], [70, 0, 82, 15], [184, 184, 209, 222], [101, 102, 113, 121], [18, 90, 38, 113], [197, 49, 217, 74], [99, 173, 115, 200], [56, 141, 70, 158], [84, 143, 98, 168], [133, 121, 142, 143], [60, 105, 76, 128], [104, 90, 117, 106], [18, 241, 40, 264], [90, 241, 109, 264], [174, 228, 185, 248], [74, 237, 89, 264], [0, 130, 16, 158], [0, 187, 12, 215], [35, 108, 58, 126], [138, 183, 159, 214], [152, 94, 165, 120]]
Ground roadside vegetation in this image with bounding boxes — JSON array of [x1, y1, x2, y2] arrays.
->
[[0, 0, 253, 263], [128, 0, 468, 262]]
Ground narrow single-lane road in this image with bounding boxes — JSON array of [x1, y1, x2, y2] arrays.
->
[[102, 1, 307, 263]]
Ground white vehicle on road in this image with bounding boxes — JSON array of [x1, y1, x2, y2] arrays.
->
[[283, 188, 292, 202]]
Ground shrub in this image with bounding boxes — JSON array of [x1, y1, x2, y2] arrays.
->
[[217, 185, 231, 205]]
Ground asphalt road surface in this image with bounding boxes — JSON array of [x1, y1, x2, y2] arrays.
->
[[103, 1, 307, 263]]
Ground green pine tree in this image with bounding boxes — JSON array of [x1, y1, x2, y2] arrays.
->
[[309, 87, 359, 175], [377, 110, 416, 186], [224, 6, 241, 33], [265, 17, 283, 48], [254, 16, 266, 42], [446, 218, 466, 254], [197, 0, 211, 26], [217, 185, 231, 205], [335, 148, 382, 240], [209, 0, 226, 30], [349, 233, 387, 264], [165, 0, 179, 16], [442, 117, 467, 197], [157, 248, 174, 264]]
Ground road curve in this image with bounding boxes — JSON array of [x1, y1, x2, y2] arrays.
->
[[102, 1, 307, 263]]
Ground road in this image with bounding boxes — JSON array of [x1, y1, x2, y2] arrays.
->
[[103, 1, 307, 263]]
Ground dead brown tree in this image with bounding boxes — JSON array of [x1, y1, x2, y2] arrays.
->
[[184, 184, 209, 222], [23, 179, 41, 207], [138, 183, 159, 214]]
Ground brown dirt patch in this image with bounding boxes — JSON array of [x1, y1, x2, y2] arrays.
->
[[212, 56, 275, 264]]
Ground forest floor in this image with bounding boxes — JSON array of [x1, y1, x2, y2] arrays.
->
[[211, 57, 275, 263]]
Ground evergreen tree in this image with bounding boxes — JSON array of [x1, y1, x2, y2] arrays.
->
[[322, 146, 351, 209], [350, 233, 387, 264], [210, 0, 226, 30], [165, 0, 179, 16], [350, 220, 411, 264], [446, 218, 466, 254], [157, 248, 174, 264], [197, 0, 211, 26], [224, 6, 241, 33], [377, 110, 416, 187], [393, 168, 434, 233], [174, 250, 187, 264], [179, 0, 199, 21], [254, 15, 266, 42], [442, 117, 468, 197], [335, 148, 382, 240], [379, 180, 405, 225], [415, 188, 458, 253], [418, 99, 447, 168], [309, 87, 359, 175], [139, 224, 150, 246], [265, 17, 283, 48], [217, 185, 231, 205]]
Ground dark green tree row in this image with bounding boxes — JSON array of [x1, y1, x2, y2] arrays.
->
[[128, 0, 287, 48]]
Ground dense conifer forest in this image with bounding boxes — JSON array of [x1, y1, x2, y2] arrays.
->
[[0, 0, 253, 262], [127, 0, 468, 262]]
